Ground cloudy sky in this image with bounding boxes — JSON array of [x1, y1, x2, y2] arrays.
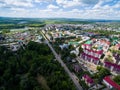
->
[[0, 0, 120, 19]]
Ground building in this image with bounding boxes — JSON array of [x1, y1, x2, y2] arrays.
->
[[104, 62, 120, 74], [81, 40, 103, 65], [103, 76, 120, 90], [82, 74, 94, 87], [81, 39, 111, 65], [59, 44, 69, 50], [73, 64, 81, 72]]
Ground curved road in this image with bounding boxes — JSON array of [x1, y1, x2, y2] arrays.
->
[[41, 31, 83, 90]]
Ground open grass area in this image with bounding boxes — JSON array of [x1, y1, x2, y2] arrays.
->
[[37, 75, 50, 90]]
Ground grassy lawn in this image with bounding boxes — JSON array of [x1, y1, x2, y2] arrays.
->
[[37, 75, 50, 90]]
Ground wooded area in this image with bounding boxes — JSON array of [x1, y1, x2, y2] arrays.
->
[[0, 41, 76, 90]]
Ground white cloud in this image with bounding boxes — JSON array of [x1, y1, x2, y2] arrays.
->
[[0, 0, 120, 19], [0, 3, 6, 7], [55, 0, 100, 8], [56, 0, 82, 8], [112, 1, 120, 9], [0, 0, 33, 7], [79, 0, 99, 5], [47, 4, 59, 9], [11, 7, 26, 11], [34, 0, 53, 3], [1, 7, 120, 20]]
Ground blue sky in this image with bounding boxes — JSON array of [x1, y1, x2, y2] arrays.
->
[[0, 0, 120, 20]]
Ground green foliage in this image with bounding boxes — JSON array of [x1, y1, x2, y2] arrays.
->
[[79, 80, 89, 90], [70, 53, 76, 59], [1, 29, 10, 34], [0, 41, 76, 90], [113, 75, 120, 85], [79, 46, 83, 55], [27, 24, 46, 27], [97, 66, 103, 71], [85, 29, 120, 35], [0, 24, 25, 29], [96, 66, 111, 83], [100, 54, 105, 59]]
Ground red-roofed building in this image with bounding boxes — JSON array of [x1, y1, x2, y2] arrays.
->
[[82, 44, 91, 49], [115, 44, 120, 50], [104, 62, 120, 73], [103, 76, 120, 90], [81, 48, 103, 65], [82, 74, 94, 87]]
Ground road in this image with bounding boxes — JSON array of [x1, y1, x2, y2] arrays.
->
[[41, 31, 83, 90]]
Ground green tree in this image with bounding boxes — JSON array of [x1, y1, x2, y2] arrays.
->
[[97, 67, 111, 83], [70, 53, 76, 59], [113, 75, 120, 85], [79, 46, 83, 55]]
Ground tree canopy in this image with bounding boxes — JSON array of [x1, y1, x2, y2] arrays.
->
[[113, 75, 120, 85], [0, 41, 76, 90]]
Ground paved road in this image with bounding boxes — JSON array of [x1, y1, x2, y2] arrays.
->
[[41, 31, 83, 90]]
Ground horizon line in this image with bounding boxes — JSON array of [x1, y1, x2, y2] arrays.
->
[[0, 16, 120, 21]]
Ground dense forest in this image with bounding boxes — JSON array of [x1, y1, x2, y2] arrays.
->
[[0, 41, 76, 90], [0, 17, 46, 29], [0, 17, 93, 30]]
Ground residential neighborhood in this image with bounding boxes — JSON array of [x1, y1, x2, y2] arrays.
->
[[41, 23, 120, 90], [0, 23, 120, 90]]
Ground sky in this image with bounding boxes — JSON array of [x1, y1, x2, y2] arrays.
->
[[0, 0, 120, 20]]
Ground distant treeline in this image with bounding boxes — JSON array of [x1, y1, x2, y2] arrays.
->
[[0, 17, 46, 29], [0, 23, 46, 29]]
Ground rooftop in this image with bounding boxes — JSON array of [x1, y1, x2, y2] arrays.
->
[[85, 40, 92, 44], [103, 76, 120, 89], [83, 74, 94, 84]]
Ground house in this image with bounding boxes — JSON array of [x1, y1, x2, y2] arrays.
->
[[113, 53, 120, 64], [103, 76, 120, 90], [81, 43, 103, 65], [68, 41, 79, 47], [81, 52, 100, 65], [82, 74, 94, 87], [70, 47, 79, 56], [73, 64, 81, 72], [114, 44, 120, 50], [104, 62, 120, 74], [59, 44, 69, 50], [81, 39, 111, 65], [10, 44, 20, 51]]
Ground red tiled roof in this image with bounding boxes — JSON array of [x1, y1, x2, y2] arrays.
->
[[83, 44, 91, 47], [82, 53, 99, 61], [93, 57, 99, 60], [105, 62, 114, 66], [100, 40, 110, 45], [85, 48, 103, 54], [106, 41, 111, 45], [103, 76, 120, 90], [97, 50, 103, 54], [83, 74, 94, 84], [116, 44, 120, 48], [92, 38, 96, 41], [104, 62, 120, 70]]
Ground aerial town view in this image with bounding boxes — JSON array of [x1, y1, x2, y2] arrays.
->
[[0, 0, 120, 90]]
